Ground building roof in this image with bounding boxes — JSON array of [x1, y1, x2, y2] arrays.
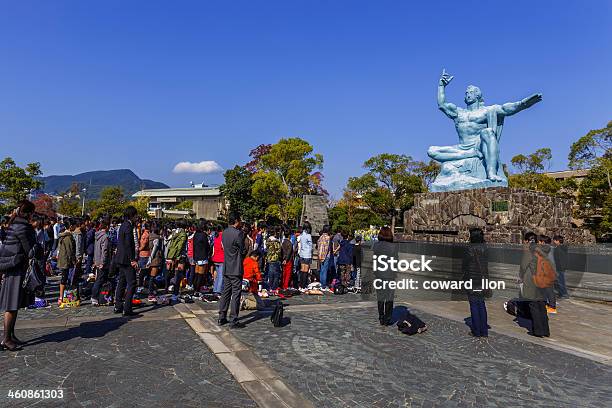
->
[[132, 187, 221, 198], [544, 169, 590, 179]]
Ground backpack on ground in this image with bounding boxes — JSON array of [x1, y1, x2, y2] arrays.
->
[[504, 298, 531, 319], [241, 293, 258, 310], [397, 312, 427, 335], [271, 302, 284, 327], [333, 283, 347, 295], [98, 282, 113, 305], [533, 253, 556, 288]]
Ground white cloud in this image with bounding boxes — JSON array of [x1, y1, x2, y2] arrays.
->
[[172, 160, 223, 174]]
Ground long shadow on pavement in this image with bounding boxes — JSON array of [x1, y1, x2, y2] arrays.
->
[[24, 315, 141, 346]]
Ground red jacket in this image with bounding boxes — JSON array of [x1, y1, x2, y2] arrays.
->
[[243, 257, 262, 293]]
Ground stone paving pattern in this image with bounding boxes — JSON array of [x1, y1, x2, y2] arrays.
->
[[232, 305, 612, 408], [0, 318, 256, 408]]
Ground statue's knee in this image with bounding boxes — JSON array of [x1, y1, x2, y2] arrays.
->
[[427, 146, 438, 158]]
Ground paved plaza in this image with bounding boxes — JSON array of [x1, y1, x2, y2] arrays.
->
[[1, 286, 612, 408]]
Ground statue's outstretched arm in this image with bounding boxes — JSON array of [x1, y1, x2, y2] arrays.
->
[[438, 69, 457, 119], [501, 93, 542, 116]]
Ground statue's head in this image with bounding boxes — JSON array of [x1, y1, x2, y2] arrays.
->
[[465, 85, 483, 105]]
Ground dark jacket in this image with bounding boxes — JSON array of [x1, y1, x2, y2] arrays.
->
[[0, 217, 36, 273], [114, 220, 136, 266], [462, 244, 489, 292], [372, 240, 398, 302], [372, 241, 398, 281], [281, 238, 293, 262], [352, 244, 363, 269], [553, 244, 568, 272], [337, 239, 353, 265], [192, 231, 210, 262], [222, 226, 247, 277], [85, 227, 96, 256]]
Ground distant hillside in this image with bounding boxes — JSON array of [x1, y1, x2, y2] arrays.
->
[[39, 169, 169, 198]]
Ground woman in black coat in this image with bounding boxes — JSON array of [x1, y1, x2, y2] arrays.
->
[[0, 200, 37, 351], [192, 221, 211, 293], [462, 228, 489, 337], [373, 226, 398, 326]]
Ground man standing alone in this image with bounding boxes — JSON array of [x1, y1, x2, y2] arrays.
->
[[114, 206, 139, 317], [218, 213, 247, 329]]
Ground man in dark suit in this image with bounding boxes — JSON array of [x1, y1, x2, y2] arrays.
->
[[218, 213, 247, 328], [114, 206, 139, 317]]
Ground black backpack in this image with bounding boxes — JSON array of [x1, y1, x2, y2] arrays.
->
[[271, 302, 284, 327], [98, 282, 114, 305], [397, 312, 427, 335], [333, 283, 347, 295]]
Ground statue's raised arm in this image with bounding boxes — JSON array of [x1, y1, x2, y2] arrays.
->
[[437, 69, 458, 119], [500, 93, 542, 116]]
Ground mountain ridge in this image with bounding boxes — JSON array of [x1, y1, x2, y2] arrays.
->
[[39, 169, 169, 198]]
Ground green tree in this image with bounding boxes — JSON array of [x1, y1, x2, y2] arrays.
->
[[0, 157, 43, 214], [576, 164, 612, 238], [328, 192, 384, 235], [220, 165, 265, 222], [347, 153, 424, 229], [569, 120, 612, 189], [132, 196, 150, 219], [413, 160, 441, 190], [511, 147, 552, 173], [508, 147, 563, 193], [251, 138, 323, 223], [58, 196, 81, 217], [88, 186, 128, 219]]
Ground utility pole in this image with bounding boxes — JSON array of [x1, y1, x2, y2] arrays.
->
[[81, 188, 87, 216]]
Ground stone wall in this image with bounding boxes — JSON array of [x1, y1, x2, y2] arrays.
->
[[301, 195, 329, 237], [402, 187, 595, 245]]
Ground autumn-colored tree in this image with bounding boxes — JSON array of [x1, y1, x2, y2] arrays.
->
[[33, 194, 57, 218], [245, 144, 272, 173]]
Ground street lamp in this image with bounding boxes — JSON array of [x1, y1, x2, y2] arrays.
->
[[81, 188, 87, 216]]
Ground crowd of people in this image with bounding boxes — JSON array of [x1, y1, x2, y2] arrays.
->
[[0, 200, 366, 348], [0, 198, 572, 350]]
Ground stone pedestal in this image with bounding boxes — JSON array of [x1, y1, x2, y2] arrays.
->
[[430, 157, 507, 192], [401, 187, 595, 245]]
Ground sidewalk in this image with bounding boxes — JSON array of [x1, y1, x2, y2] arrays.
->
[[402, 298, 612, 364], [2, 292, 611, 407]]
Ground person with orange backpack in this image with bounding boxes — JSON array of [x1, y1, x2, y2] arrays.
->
[[518, 232, 554, 337], [537, 235, 558, 314]]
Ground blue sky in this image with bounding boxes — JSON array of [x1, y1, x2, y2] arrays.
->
[[1, 0, 610, 198]]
